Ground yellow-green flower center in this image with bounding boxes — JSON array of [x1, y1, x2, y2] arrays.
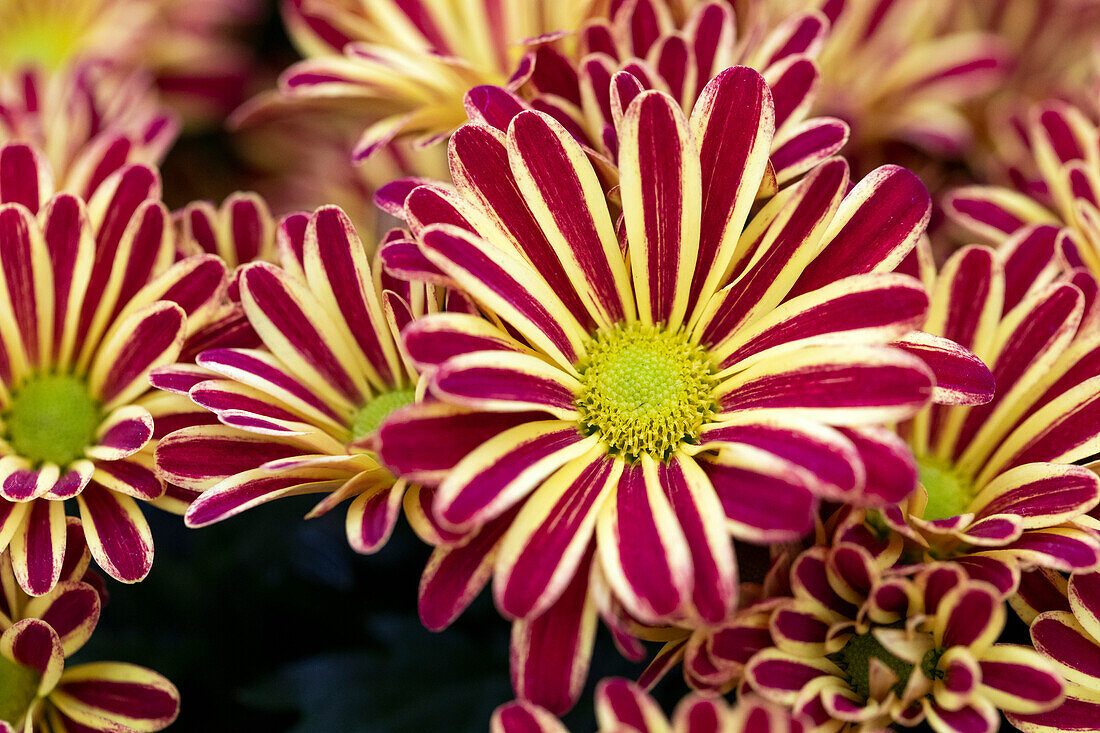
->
[[829, 631, 941, 701], [350, 389, 416, 443], [0, 13, 83, 70], [0, 654, 39, 726], [917, 455, 975, 522], [4, 374, 101, 467], [575, 323, 716, 462]]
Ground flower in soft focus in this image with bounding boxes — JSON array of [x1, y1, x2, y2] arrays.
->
[[0, 0, 262, 127], [154, 205, 436, 555], [843, 232, 1100, 592], [746, 548, 1065, 731], [372, 70, 993, 711], [492, 679, 807, 733], [1008, 570, 1100, 731], [946, 101, 1100, 280], [479, 0, 848, 189], [0, 142, 229, 594], [0, 524, 179, 732], [269, 0, 601, 161], [0, 64, 178, 201], [772, 0, 1010, 168]]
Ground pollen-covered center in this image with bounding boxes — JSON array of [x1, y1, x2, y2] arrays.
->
[[575, 323, 716, 462], [3, 374, 101, 467], [0, 12, 84, 70], [0, 654, 39, 726], [350, 389, 416, 443], [828, 631, 940, 701], [917, 455, 975, 522]]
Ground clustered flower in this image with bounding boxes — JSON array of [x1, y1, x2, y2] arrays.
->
[[2, 0, 1100, 731]]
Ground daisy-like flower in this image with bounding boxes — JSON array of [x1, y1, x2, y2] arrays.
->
[[376, 70, 995, 710], [852, 230, 1100, 592], [492, 679, 807, 733], [0, 64, 178, 202], [946, 101, 1100, 279], [0, 142, 229, 594], [0, 522, 179, 732], [153, 205, 441, 555], [266, 0, 601, 161], [1008, 570, 1100, 732], [0, 0, 261, 127], [773, 0, 1010, 167], [474, 0, 848, 189], [745, 547, 1065, 732]]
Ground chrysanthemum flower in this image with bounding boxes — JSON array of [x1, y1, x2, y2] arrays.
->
[[851, 231, 1100, 591], [374, 70, 997, 712], [477, 0, 848, 188], [745, 547, 1065, 732], [1008, 570, 1100, 732], [775, 0, 1010, 166], [0, 64, 178, 202], [0, 523, 179, 732], [271, 0, 601, 161], [946, 101, 1100, 279], [492, 679, 807, 733], [0, 142, 229, 594], [154, 205, 439, 555], [0, 0, 261, 126]]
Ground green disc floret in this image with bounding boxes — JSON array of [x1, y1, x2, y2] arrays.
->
[[350, 389, 416, 442], [917, 455, 975, 521], [575, 322, 716, 462], [4, 374, 101, 467], [0, 654, 39, 726], [828, 632, 917, 700]]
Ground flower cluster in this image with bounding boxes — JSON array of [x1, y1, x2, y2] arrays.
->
[[5, 0, 1100, 730]]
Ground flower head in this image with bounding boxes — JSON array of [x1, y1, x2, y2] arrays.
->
[[370, 70, 987, 711], [154, 205, 434, 555], [841, 232, 1100, 592], [946, 101, 1100, 281], [0, 142, 229, 594], [745, 547, 1065, 732], [0, 523, 179, 732]]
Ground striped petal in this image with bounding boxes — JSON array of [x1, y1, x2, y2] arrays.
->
[[771, 117, 849, 185], [745, 649, 836, 705], [619, 90, 700, 329], [596, 457, 691, 624], [506, 111, 631, 328], [155, 425, 303, 492], [969, 463, 1100, 529], [979, 529, 1100, 573], [21, 580, 100, 656], [85, 406, 154, 461], [402, 313, 525, 370], [429, 351, 580, 418], [345, 479, 404, 554], [10, 498, 66, 596], [435, 421, 597, 531], [239, 261, 368, 407], [378, 403, 545, 485], [418, 224, 588, 369], [52, 662, 179, 731], [788, 165, 931, 298], [978, 644, 1065, 714], [87, 302, 185, 410], [715, 345, 934, 425], [2, 618, 63, 693], [510, 551, 597, 715], [493, 448, 619, 620], [183, 466, 348, 528], [76, 484, 153, 583], [922, 697, 999, 733], [687, 67, 775, 316], [701, 446, 816, 542], [894, 331, 995, 407], [595, 677, 669, 733]]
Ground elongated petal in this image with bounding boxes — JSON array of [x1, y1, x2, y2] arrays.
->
[[76, 484, 153, 583], [620, 91, 700, 329], [970, 463, 1100, 529], [86, 406, 154, 461], [88, 302, 185, 409], [491, 701, 569, 733], [345, 480, 403, 554], [10, 498, 66, 596], [402, 313, 524, 370], [183, 466, 348, 528], [430, 351, 580, 418], [2, 618, 63, 693], [53, 662, 179, 731], [701, 446, 816, 542], [978, 644, 1064, 714], [494, 449, 619, 619], [21, 580, 100, 656]]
